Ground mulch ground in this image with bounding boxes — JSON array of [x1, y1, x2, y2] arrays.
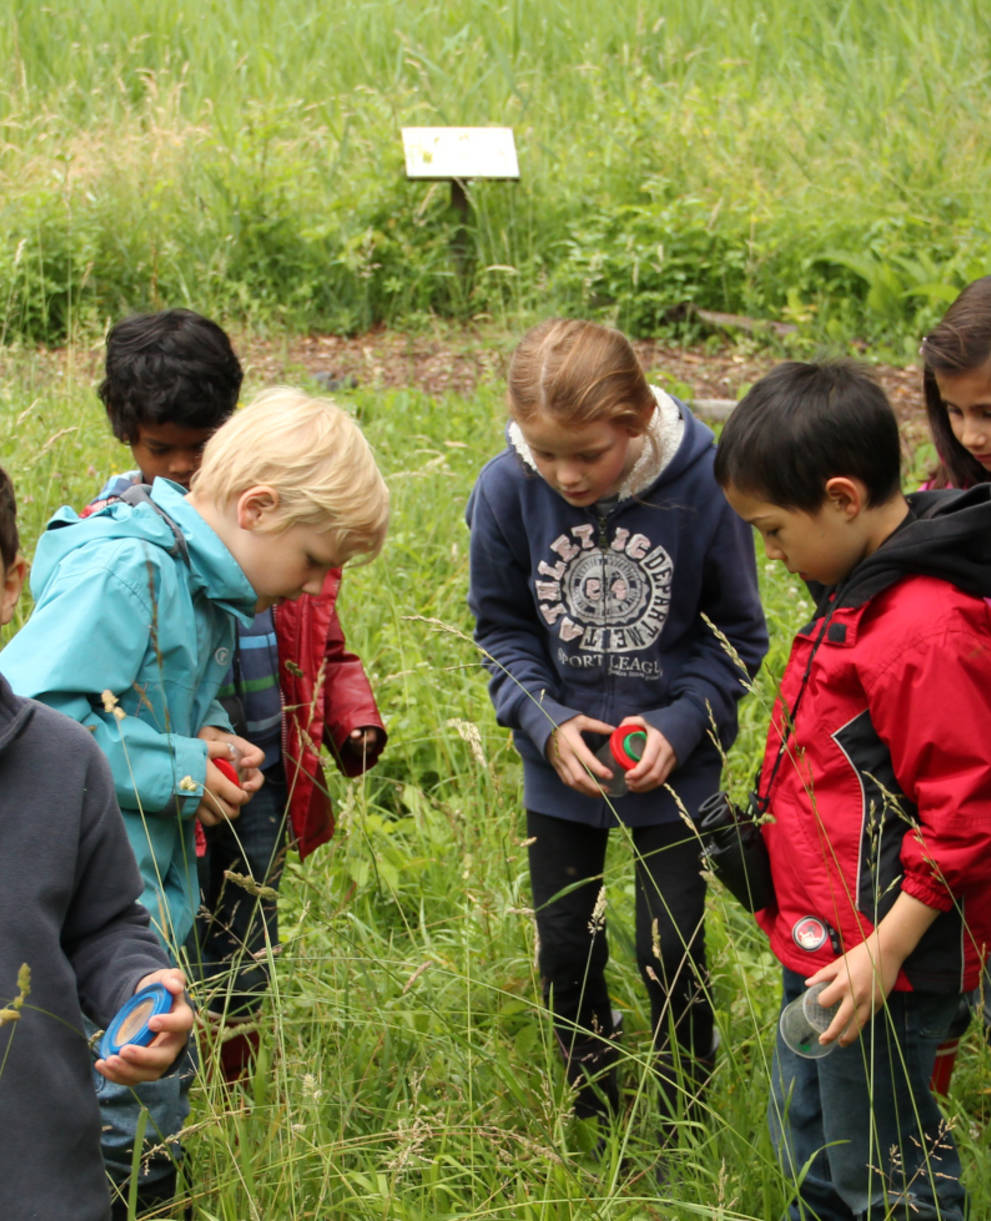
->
[[241, 327, 930, 454], [17, 324, 929, 456]]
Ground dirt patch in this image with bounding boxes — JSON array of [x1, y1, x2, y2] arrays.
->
[[242, 326, 929, 452], [15, 324, 929, 454]]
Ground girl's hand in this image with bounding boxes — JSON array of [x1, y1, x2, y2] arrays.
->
[[618, 716, 677, 793], [547, 715, 615, 797], [94, 968, 194, 1085]]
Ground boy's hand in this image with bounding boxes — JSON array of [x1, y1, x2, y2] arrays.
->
[[339, 725, 385, 767], [197, 727, 265, 794], [94, 968, 194, 1085], [195, 741, 255, 827], [547, 715, 615, 797], [618, 716, 678, 793], [805, 936, 896, 1047], [806, 892, 939, 1047]]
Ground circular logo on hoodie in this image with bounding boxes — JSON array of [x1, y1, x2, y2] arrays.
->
[[536, 523, 673, 657], [563, 550, 651, 624]]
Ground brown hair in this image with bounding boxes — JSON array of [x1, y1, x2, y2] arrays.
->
[[919, 275, 991, 489], [507, 319, 655, 432], [0, 466, 18, 570]]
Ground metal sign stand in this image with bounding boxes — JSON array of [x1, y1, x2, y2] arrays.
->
[[401, 127, 519, 286]]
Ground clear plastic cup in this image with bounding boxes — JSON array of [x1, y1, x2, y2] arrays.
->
[[594, 727, 647, 797], [779, 981, 840, 1059]]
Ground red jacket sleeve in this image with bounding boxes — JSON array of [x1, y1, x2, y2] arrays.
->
[[317, 571, 386, 777], [871, 598, 991, 909]]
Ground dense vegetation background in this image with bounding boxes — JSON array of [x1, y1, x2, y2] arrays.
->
[[2, 0, 990, 351]]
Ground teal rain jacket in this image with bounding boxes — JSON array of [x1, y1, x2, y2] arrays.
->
[[0, 478, 257, 950]]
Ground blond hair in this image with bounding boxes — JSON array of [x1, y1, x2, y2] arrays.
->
[[192, 387, 389, 563], [507, 319, 655, 432]]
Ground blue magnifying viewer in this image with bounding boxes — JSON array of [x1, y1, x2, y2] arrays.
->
[[99, 983, 173, 1058]]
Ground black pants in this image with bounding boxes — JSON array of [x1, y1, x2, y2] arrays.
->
[[527, 810, 712, 1060]]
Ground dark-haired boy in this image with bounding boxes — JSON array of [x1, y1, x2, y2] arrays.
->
[[0, 465, 194, 1221], [714, 361, 991, 1220], [87, 307, 243, 505]]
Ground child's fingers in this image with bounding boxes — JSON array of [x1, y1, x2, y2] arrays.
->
[[229, 736, 265, 770], [202, 760, 248, 812], [239, 767, 265, 794], [95, 1038, 182, 1084]]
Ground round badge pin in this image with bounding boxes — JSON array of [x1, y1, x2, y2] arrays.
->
[[99, 983, 173, 1058], [791, 915, 829, 952]]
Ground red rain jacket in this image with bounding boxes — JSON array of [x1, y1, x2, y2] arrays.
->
[[756, 570, 991, 993], [274, 570, 385, 858]]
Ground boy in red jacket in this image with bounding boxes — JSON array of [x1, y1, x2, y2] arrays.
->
[[714, 361, 991, 1221]]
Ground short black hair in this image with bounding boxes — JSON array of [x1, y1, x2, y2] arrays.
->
[[0, 465, 19, 570], [98, 308, 243, 443], [713, 361, 902, 511]]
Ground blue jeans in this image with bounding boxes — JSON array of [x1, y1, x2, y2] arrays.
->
[[769, 967, 965, 1220], [89, 1026, 196, 1190], [188, 767, 287, 1018]]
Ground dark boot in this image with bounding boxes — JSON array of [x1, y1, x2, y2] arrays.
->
[[557, 1011, 623, 1120]]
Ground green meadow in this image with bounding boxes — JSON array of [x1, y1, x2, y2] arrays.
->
[[1, 0, 991, 350], [2, 1, 991, 1216]]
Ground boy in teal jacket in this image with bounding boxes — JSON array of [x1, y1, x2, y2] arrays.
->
[[0, 387, 389, 1213]]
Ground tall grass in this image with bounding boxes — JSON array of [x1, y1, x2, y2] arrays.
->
[[2, 351, 989, 1218], [1, 0, 990, 348]]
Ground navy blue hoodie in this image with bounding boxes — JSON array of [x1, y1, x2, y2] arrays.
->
[[466, 391, 768, 827]]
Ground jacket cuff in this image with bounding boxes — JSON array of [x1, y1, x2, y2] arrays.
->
[[172, 736, 208, 818], [517, 693, 580, 757], [643, 698, 707, 767], [900, 872, 954, 913]]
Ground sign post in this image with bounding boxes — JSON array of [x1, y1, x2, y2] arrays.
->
[[401, 127, 519, 283]]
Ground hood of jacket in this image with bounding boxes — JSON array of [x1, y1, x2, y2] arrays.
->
[[505, 385, 701, 500], [815, 484, 991, 612], [0, 672, 32, 757], [35, 477, 256, 623]]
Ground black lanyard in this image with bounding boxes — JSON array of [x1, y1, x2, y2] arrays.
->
[[755, 593, 841, 813]]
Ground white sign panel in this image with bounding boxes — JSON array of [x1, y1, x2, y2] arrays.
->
[[402, 127, 519, 180]]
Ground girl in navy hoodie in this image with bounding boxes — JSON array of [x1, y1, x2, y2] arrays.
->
[[466, 320, 767, 1149]]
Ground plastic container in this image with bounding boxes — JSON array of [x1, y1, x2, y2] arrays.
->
[[594, 727, 647, 797], [214, 756, 241, 786], [99, 982, 173, 1058], [778, 982, 840, 1059]]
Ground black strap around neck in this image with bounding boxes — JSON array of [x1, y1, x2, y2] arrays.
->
[[118, 484, 190, 566]]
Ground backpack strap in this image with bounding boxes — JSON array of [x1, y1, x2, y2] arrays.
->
[[118, 484, 190, 565]]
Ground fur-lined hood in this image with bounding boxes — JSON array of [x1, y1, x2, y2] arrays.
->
[[506, 385, 687, 501]]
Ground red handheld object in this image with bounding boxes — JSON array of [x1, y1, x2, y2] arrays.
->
[[213, 757, 241, 786]]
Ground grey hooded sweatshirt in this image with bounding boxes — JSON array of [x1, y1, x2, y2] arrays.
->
[[0, 673, 168, 1220]]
